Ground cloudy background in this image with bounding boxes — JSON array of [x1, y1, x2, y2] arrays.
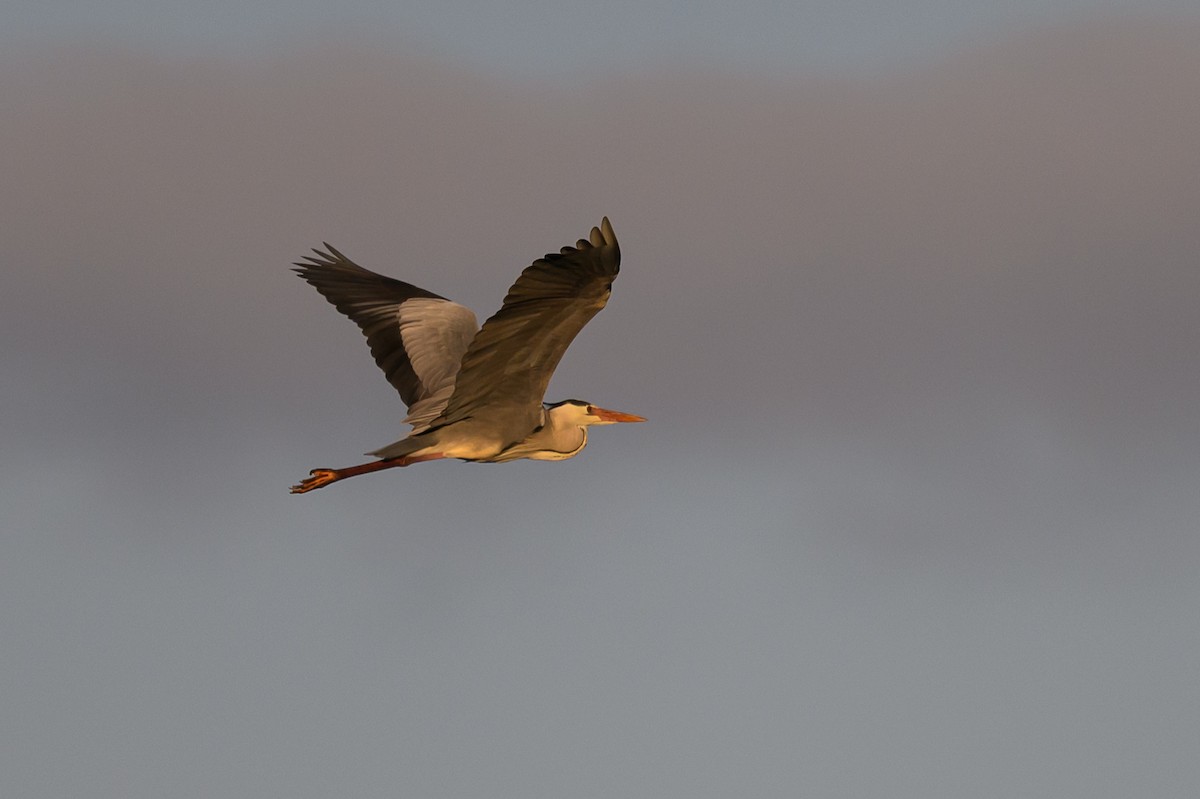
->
[[3, 3, 1199, 797]]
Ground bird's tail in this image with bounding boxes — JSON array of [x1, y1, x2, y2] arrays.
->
[[366, 434, 430, 460]]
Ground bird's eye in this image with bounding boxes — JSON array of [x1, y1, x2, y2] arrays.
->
[[586, 405, 595, 414]]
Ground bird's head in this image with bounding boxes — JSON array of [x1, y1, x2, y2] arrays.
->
[[546, 399, 646, 427]]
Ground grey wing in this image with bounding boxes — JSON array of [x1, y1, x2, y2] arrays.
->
[[433, 217, 620, 436], [292, 244, 479, 432]]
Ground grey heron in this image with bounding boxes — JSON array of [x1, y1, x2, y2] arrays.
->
[[288, 217, 644, 494]]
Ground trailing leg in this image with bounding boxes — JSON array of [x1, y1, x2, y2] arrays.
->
[[289, 453, 445, 494]]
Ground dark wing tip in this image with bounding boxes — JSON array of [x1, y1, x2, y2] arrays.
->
[[540, 216, 619, 266], [600, 216, 615, 243], [321, 242, 351, 261], [588, 216, 616, 249], [291, 243, 346, 273], [291, 243, 370, 287]]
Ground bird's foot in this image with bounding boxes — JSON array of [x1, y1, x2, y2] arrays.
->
[[289, 468, 339, 494]]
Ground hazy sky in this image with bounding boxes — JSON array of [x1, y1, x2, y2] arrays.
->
[[6, 0, 1200, 74], [3, 5, 1200, 798]]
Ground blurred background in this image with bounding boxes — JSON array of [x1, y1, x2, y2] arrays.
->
[[3, 2, 1199, 797]]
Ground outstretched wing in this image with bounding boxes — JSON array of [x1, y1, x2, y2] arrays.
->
[[432, 217, 620, 436], [292, 244, 478, 431]]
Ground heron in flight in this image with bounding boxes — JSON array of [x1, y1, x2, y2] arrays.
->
[[288, 217, 644, 494]]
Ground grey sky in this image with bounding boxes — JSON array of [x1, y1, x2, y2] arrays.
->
[[5, 0, 1199, 75], [3, 8, 1200, 799]]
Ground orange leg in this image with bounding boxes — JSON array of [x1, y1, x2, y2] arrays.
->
[[289, 453, 445, 494]]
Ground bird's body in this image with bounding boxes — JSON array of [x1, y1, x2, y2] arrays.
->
[[288, 217, 643, 493]]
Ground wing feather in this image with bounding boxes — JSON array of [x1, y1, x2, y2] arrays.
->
[[433, 217, 620, 436], [292, 245, 478, 426]]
